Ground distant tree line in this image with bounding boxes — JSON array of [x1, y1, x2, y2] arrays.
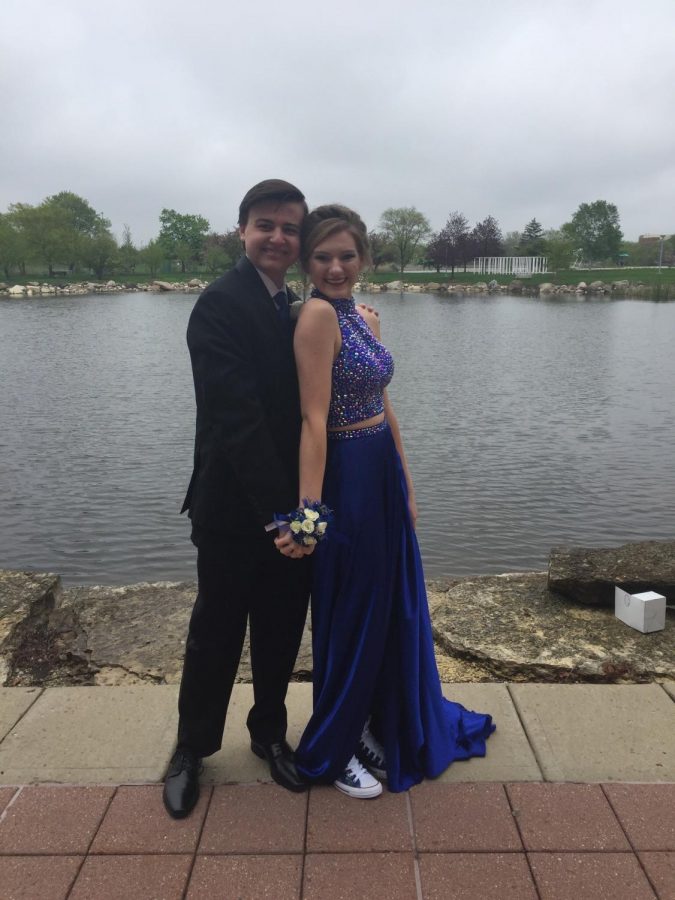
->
[[378, 200, 673, 274], [0, 193, 241, 281], [0, 193, 672, 281]]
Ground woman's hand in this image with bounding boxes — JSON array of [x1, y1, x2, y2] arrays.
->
[[274, 527, 314, 558], [408, 495, 418, 529]]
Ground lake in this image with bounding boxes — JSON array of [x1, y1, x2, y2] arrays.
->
[[1, 290, 673, 585]]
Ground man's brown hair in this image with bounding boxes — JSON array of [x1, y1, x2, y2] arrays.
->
[[238, 179, 307, 227]]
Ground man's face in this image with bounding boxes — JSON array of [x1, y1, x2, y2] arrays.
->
[[239, 200, 304, 285]]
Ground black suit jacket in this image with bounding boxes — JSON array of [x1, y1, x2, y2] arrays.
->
[[181, 256, 302, 534]]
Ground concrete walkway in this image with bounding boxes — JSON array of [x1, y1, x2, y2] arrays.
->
[[0, 682, 673, 898]]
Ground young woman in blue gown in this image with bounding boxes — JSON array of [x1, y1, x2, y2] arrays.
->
[[275, 205, 495, 798]]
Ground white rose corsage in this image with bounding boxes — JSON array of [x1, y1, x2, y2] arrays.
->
[[275, 499, 333, 546]]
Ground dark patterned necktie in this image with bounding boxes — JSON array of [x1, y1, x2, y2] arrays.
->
[[274, 290, 289, 322]]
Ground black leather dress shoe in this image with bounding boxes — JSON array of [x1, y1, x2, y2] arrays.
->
[[250, 739, 308, 793], [163, 748, 202, 819]]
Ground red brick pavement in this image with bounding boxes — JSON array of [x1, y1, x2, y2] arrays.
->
[[0, 782, 673, 899]]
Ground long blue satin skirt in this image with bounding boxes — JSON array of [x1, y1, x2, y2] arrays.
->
[[295, 422, 495, 792]]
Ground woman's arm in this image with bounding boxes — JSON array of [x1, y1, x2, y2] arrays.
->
[[275, 299, 338, 556]]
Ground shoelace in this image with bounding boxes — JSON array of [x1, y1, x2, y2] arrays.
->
[[360, 730, 386, 765], [171, 749, 200, 774], [343, 755, 371, 784]]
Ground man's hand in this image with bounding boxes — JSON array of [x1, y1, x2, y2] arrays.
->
[[357, 303, 379, 317]]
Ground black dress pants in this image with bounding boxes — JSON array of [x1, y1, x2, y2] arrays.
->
[[177, 527, 311, 757]]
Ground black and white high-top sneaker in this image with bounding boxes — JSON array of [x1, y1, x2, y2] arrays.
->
[[356, 721, 387, 780], [334, 755, 383, 799]]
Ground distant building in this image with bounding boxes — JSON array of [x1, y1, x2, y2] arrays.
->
[[638, 233, 671, 243]]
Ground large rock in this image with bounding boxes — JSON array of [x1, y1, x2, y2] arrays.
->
[[429, 572, 674, 683], [1, 575, 313, 686], [1, 570, 487, 687], [548, 540, 675, 607], [6, 566, 672, 688], [0, 571, 62, 684]]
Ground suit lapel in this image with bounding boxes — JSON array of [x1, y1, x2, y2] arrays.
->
[[235, 256, 295, 337]]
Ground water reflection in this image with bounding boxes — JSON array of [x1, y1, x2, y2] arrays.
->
[[1, 291, 673, 585]]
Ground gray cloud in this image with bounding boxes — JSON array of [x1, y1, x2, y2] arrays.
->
[[2, 0, 673, 243]]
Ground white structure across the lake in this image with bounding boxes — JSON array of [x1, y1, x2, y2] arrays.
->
[[472, 256, 548, 276]]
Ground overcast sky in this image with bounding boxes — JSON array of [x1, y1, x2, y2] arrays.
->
[[2, 0, 674, 244]]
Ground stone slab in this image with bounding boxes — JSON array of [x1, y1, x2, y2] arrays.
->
[[0, 571, 61, 685], [0, 688, 42, 742], [418, 854, 538, 900], [201, 683, 313, 784], [436, 683, 542, 782], [0, 685, 178, 784], [9, 579, 313, 687], [429, 574, 674, 682], [303, 853, 417, 900], [548, 539, 675, 607], [509, 684, 675, 782], [662, 682, 675, 702]]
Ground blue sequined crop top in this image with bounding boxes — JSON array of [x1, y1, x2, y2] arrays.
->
[[311, 290, 395, 428]]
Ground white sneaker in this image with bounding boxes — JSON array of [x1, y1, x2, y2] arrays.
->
[[356, 721, 387, 780], [334, 755, 383, 799]]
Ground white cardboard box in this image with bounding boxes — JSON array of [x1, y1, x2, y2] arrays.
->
[[614, 586, 666, 633]]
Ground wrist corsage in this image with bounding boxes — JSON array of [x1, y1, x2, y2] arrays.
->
[[275, 499, 333, 546]]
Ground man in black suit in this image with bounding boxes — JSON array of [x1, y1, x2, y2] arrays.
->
[[163, 179, 312, 819]]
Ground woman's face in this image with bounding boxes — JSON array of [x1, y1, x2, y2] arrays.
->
[[308, 229, 363, 299]]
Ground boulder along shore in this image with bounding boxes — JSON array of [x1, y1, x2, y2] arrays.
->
[[2, 540, 673, 688], [0, 277, 667, 299]]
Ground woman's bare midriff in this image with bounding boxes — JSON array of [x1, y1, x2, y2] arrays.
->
[[328, 412, 385, 433]]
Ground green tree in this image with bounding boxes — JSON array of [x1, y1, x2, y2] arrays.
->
[[444, 211, 471, 274], [0, 212, 26, 278], [117, 225, 138, 273], [666, 235, 675, 267], [543, 229, 575, 271], [81, 231, 118, 279], [44, 191, 109, 236], [425, 230, 450, 272], [203, 243, 230, 274], [43, 191, 112, 271], [471, 215, 503, 257], [203, 228, 242, 273], [367, 230, 395, 272], [562, 200, 623, 263], [159, 208, 210, 273], [379, 207, 431, 273], [138, 239, 166, 277], [9, 202, 72, 276], [502, 230, 522, 257], [518, 218, 546, 256]]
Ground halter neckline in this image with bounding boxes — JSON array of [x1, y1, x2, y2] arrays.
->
[[310, 288, 354, 305]]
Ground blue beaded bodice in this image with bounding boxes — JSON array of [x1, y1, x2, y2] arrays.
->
[[313, 292, 394, 429]]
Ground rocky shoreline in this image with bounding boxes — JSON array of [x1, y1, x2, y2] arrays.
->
[[0, 277, 666, 299], [1, 540, 673, 689]]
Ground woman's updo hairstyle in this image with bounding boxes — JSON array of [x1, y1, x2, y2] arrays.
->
[[300, 204, 371, 271]]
